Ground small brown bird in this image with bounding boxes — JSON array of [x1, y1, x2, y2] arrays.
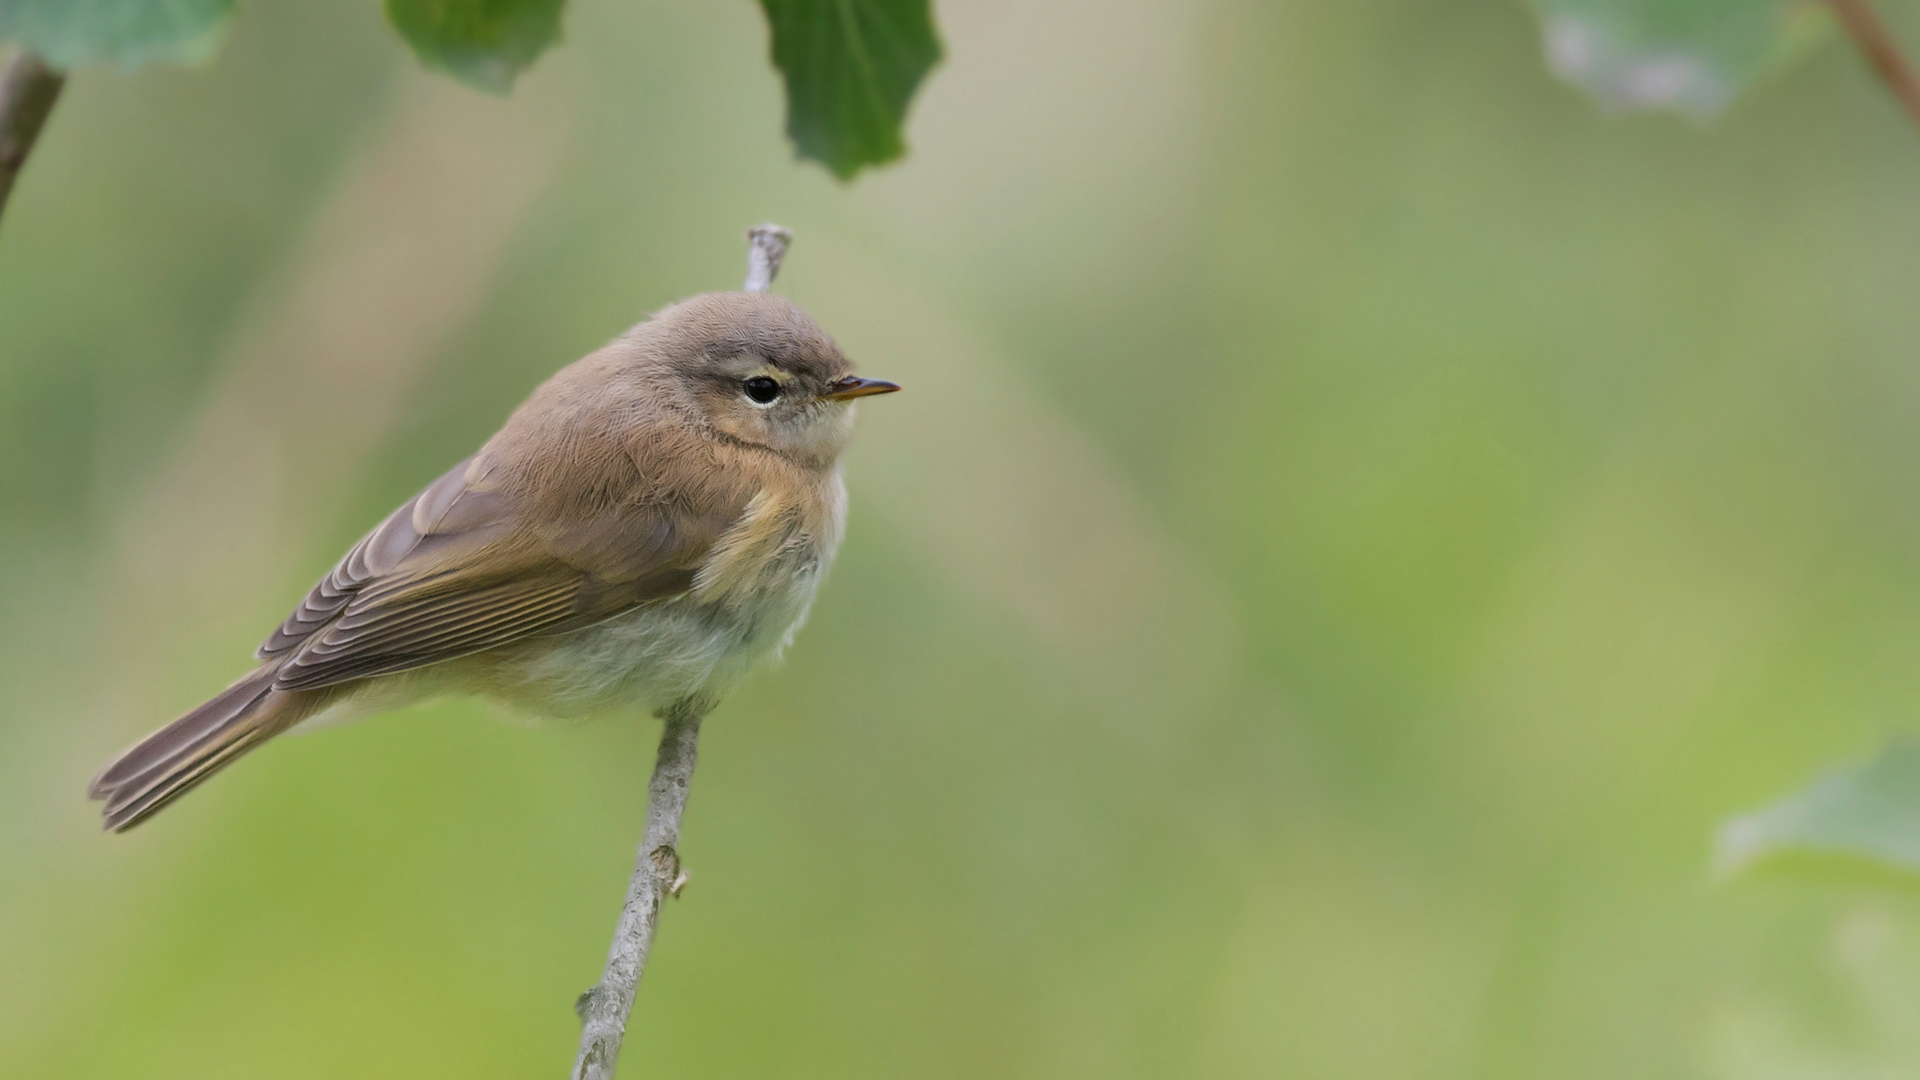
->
[[89, 291, 898, 831]]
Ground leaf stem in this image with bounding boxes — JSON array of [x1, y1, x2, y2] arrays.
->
[[0, 49, 66, 225], [1828, 0, 1920, 132]]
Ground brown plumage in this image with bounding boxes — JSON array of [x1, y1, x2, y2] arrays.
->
[[89, 292, 898, 831]]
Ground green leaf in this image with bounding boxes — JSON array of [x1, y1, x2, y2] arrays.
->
[[1529, 0, 1829, 117], [1717, 740, 1920, 880], [385, 0, 563, 95], [0, 0, 235, 68], [757, 0, 941, 179]]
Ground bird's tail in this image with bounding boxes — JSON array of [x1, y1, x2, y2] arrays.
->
[[88, 666, 295, 832]]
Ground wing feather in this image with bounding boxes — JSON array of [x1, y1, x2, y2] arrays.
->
[[256, 453, 748, 694], [272, 574, 584, 690]]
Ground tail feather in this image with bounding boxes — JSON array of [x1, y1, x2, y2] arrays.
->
[[90, 667, 290, 832]]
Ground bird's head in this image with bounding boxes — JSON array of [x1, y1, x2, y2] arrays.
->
[[638, 291, 899, 470]]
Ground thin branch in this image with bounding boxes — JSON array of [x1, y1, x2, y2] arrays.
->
[[572, 699, 704, 1080], [569, 224, 797, 1078], [0, 49, 67, 224], [743, 222, 793, 292], [1828, 0, 1920, 132]]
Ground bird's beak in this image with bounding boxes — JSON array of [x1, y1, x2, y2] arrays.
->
[[820, 375, 902, 401]]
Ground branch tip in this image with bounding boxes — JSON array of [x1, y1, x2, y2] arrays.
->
[[743, 224, 793, 293]]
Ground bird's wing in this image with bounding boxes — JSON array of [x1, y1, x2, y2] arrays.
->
[[258, 456, 746, 693]]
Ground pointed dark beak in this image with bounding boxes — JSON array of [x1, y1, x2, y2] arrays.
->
[[820, 375, 902, 402]]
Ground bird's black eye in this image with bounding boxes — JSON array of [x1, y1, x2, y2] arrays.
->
[[743, 376, 781, 405]]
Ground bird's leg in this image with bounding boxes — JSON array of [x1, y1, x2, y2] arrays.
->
[[571, 699, 706, 1080]]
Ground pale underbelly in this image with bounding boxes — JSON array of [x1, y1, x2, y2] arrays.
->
[[484, 592, 805, 718]]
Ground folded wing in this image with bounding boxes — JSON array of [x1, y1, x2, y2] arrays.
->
[[260, 456, 745, 693]]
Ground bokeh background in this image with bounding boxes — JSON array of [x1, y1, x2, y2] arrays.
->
[[7, 0, 1920, 1076]]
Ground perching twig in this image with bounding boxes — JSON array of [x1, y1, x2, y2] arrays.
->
[[572, 699, 704, 1080], [569, 226, 795, 1078], [1828, 0, 1920, 133], [743, 223, 793, 292], [0, 50, 66, 224]]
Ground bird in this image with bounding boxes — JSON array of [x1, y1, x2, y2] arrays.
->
[[88, 290, 898, 832]]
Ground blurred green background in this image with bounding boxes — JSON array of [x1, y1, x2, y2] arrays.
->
[[8, 0, 1920, 1076]]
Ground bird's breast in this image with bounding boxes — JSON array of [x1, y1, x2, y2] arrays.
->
[[491, 472, 846, 718]]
